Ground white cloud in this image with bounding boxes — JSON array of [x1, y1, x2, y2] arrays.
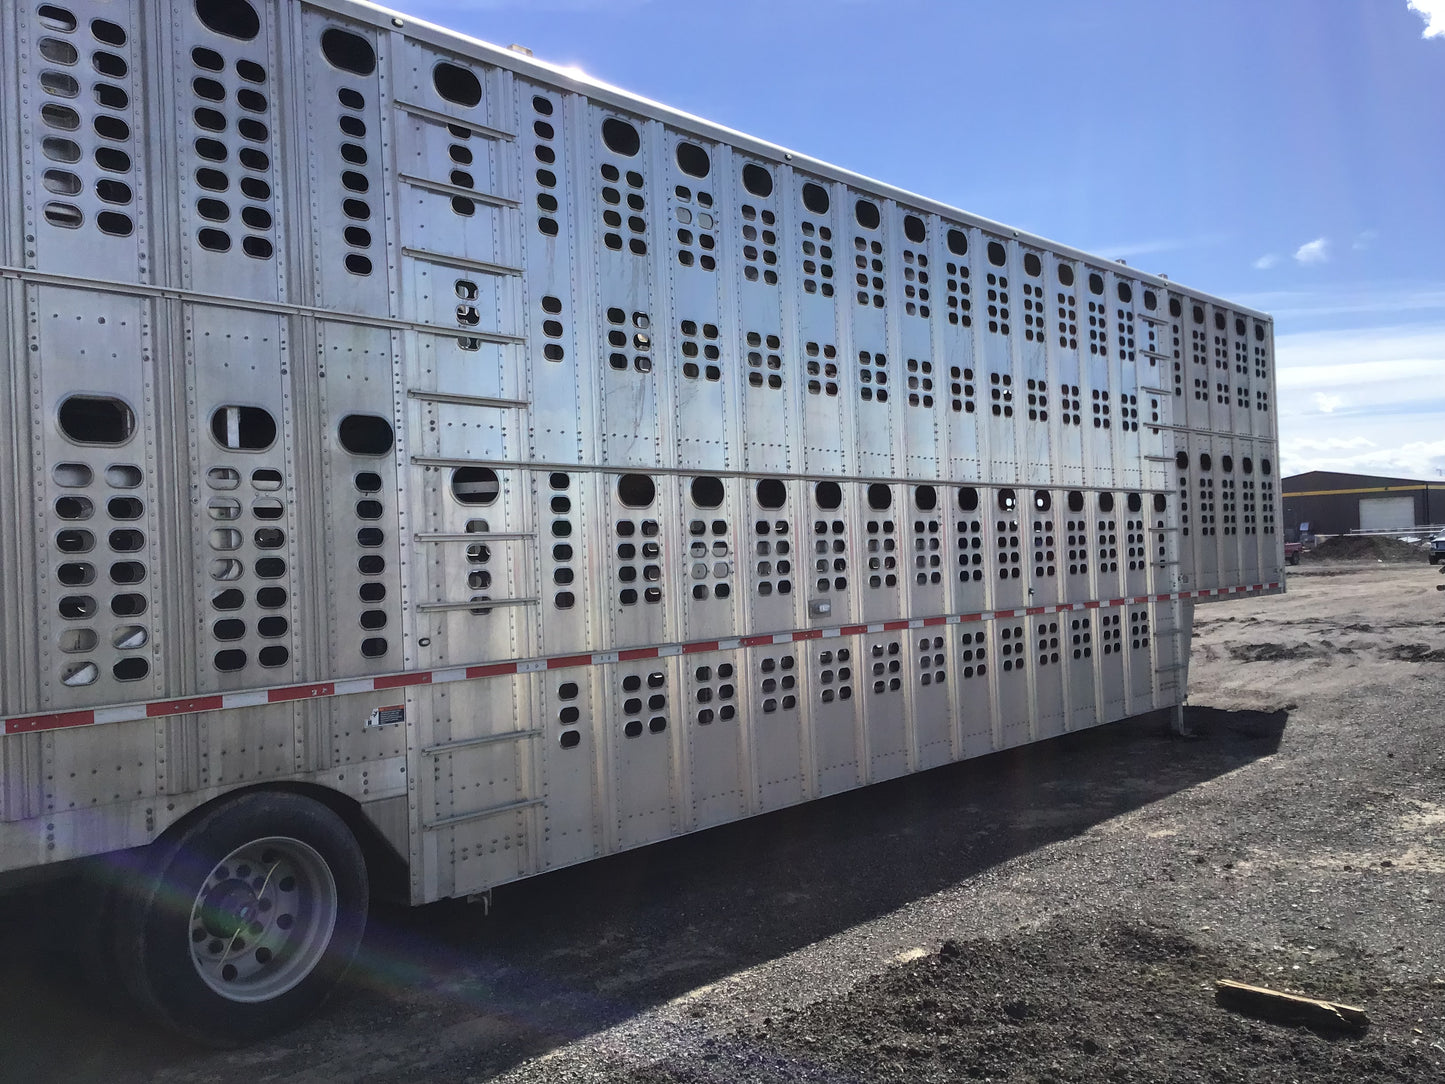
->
[[1407, 0, 1445, 38], [1294, 237, 1330, 264], [1233, 283, 1445, 323], [1253, 254, 1279, 270], [1091, 234, 1228, 261], [1274, 321, 1445, 478]]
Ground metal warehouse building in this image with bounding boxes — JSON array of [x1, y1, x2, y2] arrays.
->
[[1283, 471, 1444, 536]]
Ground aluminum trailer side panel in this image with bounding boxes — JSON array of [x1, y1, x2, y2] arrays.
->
[[1, 0, 1281, 902]]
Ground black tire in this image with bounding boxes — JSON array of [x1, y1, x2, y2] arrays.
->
[[115, 791, 368, 1046], [1287, 553, 1300, 566], [1430, 554, 1439, 565]]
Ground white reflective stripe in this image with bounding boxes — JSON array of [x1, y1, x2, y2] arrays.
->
[[333, 678, 377, 697], [516, 658, 548, 672], [432, 668, 469, 684], [222, 690, 270, 709], [94, 704, 147, 724]]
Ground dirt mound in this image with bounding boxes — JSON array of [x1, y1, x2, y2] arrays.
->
[[1388, 643, 1445, 663], [721, 919, 1442, 1084], [1308, 536, 1428, 563], [1227, 642, 1322, 662]]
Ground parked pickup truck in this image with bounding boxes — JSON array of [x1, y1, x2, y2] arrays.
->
[[1430, 533, 1445, 565], [1285, 541, 1304, 566]]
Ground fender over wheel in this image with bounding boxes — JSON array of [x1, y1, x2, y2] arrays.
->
[[115, 791, 368, 1046]]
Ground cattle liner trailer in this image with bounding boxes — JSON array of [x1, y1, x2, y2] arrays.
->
[[0, 0, 1283, 1043]]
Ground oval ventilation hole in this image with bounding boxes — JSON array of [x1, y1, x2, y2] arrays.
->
[[113, 657, 149, 681], [618, 473, 655, 508], [113, 626, 148, 650], [39, 37, 79, 64], [110, 593, 146, 617], [214, 649, 247, 672], [601, 117, 641, 156], [675, 141, 710, 177], [433, 61, 481, 107], [987, 240, 1007, 266], [58, 595, 97, 620], [338, 413, 394, 455], [451, 467, 499, 505], [690, 475, 724, 508], [320, 26, 375, 74], [41, 71, 80, 98], [44, 202, 83, 228], [815, 480, 842, 510], [59, 395, 135, 445], [756, 478, 786, 509], [801, 181, 829, 214], [210, 405, 276, 450], [946, 227, 968, 256], [60, 629, 98, 653], [854, 199, 880, 230], [53, 462, 92, 487], [42, 137, 80, 164], [255, 586, 287, 608], [62, 662, 99, 687], [1024, 253, 1042, 277], [742, 163, 772, 197], [194, 0, 261, 42], [38, 6, 77, 32], [56, 529, 94, 554]]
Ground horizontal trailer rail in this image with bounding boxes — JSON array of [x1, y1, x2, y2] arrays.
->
[[2, 582, 1279, 738]]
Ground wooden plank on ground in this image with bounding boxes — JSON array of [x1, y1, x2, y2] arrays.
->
[[1215, 979, 1369, 1031]]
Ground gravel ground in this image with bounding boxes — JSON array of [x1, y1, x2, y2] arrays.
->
[[2, 560, 1442, 1083]]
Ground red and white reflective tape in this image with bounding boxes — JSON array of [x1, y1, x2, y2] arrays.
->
[[1, 581, 1280, 737]]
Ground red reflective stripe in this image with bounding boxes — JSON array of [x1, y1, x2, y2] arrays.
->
[[739, 634, 775, 647], [146, 696, 224, 717], [958, 613, 984, 622], [882, 619, 910, 631], [682, 641, 720, 654], [374, 673, 429, 691], [468, 662, 518, 678], [923, 616, 947, 626], [545, 654, 592, 670], [268, 682, 335, 703], [6, 710, 94, 734], [792, 629, 823, 641], [840, 624, 868, 636], [1025, 607, 1046, 616], [617, 647, 658, 661]]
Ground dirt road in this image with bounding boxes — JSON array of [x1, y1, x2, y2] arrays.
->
[[2, 562, 1442, 1082]]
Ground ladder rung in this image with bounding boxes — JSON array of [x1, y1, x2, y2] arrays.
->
[[424, 797, 542, 831], [424, 728, 542, 756], [417, 597, 540, 613], [409, 389, 529, 409], [399, 174, 521, 210]]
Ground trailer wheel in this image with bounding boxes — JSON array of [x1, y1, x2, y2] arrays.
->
[[117, 791, 368, 1046]]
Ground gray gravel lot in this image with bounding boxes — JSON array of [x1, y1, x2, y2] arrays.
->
[[2, 561, 1441, 1082]]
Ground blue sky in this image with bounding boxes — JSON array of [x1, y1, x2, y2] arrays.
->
[[404, 0, 1445, 480]]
